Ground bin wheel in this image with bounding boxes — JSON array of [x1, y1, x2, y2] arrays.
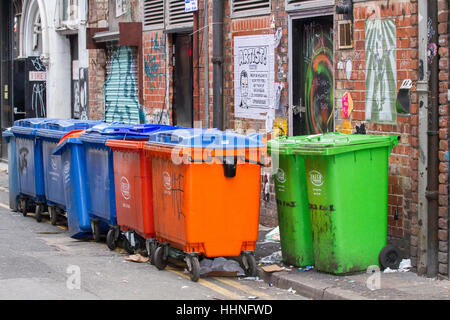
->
[[35, 204, 44, 223], [187, 255, 200, 282], [19, 199, 27, 217], [379, 244, 402, 270], [49, 207, 58, 226], [148, 242, 157, 265], [241, 252, 258, 277], [154, 246, 168, 270], [106, 229, 118, 251], [123, 238, 135, 255], [91, 221, 101, 242]]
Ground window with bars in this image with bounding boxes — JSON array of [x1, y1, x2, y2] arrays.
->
[[143, 0, 164, 28], [231, 0, 271, 17]]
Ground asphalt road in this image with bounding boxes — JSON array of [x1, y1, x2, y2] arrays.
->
[[0, 168, 307, 300]]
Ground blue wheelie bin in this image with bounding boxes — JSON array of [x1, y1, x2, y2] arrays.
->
[[2, 128, 19, 211], [53, 123, 180, 239], [36, 119, 104, 225], [12, 118, 58, 221]]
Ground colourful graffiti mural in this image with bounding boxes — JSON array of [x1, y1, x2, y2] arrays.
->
[[104, 46, 141, 124], [303, 24, 334, 134]]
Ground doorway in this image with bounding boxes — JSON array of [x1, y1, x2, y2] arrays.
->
[[291, 16, 334, 136], [173, 33, 193, 128]]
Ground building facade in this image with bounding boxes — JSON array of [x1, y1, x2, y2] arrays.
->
[[1, 0, 449, 278]]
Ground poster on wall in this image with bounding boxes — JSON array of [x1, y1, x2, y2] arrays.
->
[[234, 35, 275, 120]]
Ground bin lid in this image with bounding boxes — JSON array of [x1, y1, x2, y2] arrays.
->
[[80, 123, 181, 144], [13, 118, 57, 128], [269, 133, 399, 156], [147, 128, 265, 149], [36, 120, 105, 140]]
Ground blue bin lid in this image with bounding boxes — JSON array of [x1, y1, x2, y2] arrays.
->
[[147, 128, 265, 149], [36, 119, 105, 140], [80, 123, 181, 145], [13, 118, 57, 128]]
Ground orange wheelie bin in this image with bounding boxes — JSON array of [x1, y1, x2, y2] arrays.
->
[[104, 125, 179, 255], [143, 128, 266, 281]]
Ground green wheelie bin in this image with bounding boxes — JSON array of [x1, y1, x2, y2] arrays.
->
[[268, 137, 314, 267], [292, 132, 400, 274]]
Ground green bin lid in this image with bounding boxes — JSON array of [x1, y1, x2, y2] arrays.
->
[[268, 132, 400, 156]]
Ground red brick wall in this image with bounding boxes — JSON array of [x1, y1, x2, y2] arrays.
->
[[142, 30, 172, 124], [335, 0, 419, 260], [437, 0, 449, 276], [87, 0, 109, 120]]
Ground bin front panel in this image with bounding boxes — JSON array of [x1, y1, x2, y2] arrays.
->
[[152, 156, 261, 257], [304, 146, 389, 274], [5, 134, 19, 210], [113, 149, 154, 238], [273, 154, 314, 267], [62, 145, 92, 238], [16, 137, 37, 197], [85, 146, 116, 223], [43, 140, 65, 207]]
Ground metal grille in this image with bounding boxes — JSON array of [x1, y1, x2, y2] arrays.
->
[[232, 0, 270, 15], [167, 0, 193, 27], [143, 0, 164, 28]]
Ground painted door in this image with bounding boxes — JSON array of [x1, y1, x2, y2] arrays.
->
[[292, 16, 334, 135], [174, 34, 193, 128]]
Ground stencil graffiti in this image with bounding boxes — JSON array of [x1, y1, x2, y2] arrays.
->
[[18, 147, 29, 173], [104, 46, 141, 124], [145, 35, 166, 91], [73, 69, 89, 120], [365, 19, 397, 123]]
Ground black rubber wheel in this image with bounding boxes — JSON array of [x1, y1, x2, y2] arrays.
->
[[149, 242, 158, 265], [20, 199, 28, 217], [35, 204, 43, 223], [188, 256, 200, 282], [91, 221, 101, 242], [49, 207, 58, 226], [123, 238, 135, 255], [106, 229, 117, 251], [379, 244, 402, 270], [154, 246, 168, 270], [242, 252, 258, 277]]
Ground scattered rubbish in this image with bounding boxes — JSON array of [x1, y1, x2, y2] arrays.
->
[[265, 226, 280, 242], [259, 251, 283, 264], [269, 282, 273, 287], [261, 264, 285, 273], [248, 296, 259, 299], [181, 286, 189, 289], [287, 287, 296, 294], [298, 266, 314, 272], [348, 280, 355, 284], [383, 259, 411, 273], [238, 276, 263, 282], [122, 280, 128, 283], [124, 254, 149, 263], [200, 257, 245, 277]]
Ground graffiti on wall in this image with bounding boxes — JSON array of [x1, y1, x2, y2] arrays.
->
[[145, 34, 166, 92], [365, 19, 397, 123], [73, 68, 89, 119], [28, 57, 47, 118], [104, 46, 141, 124], [303, 22, 334, 134], [147, 108, 170, 125]]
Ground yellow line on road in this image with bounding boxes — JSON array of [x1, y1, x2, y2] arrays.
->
[[213, 277, 275, 300], [166, 266, 243, 300], [0, 202, 10, 210]]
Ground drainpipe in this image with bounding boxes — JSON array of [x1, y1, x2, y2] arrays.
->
[[416, 0, 429, 275], [448, 3, 450, 278], [212, 0, 224, 130], [426, 0, 439, 278], [204, 0, 209, 127]]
